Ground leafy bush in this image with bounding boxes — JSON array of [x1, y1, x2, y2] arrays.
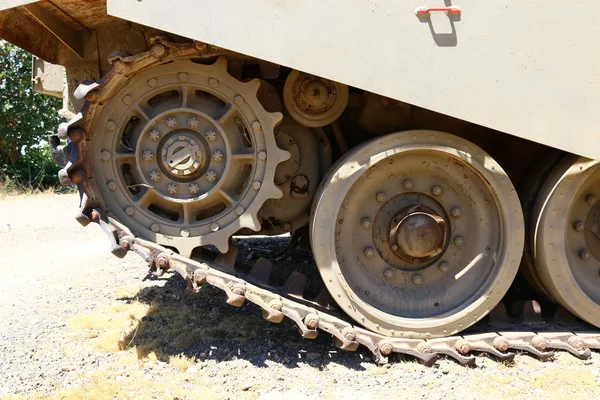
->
[[0, 40, 62, 191]]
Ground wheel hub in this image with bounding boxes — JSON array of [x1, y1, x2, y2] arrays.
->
[[390, 205, 446, 263], [160, 133, 206, 178]]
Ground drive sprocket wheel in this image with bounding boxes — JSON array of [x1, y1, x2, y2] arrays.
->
[[310, 130, 524, 338], [92, 59, 289, 256], [531, 155, 600, 328]]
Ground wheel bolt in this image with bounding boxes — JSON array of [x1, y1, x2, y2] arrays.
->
[[100, 150, 111, 161], [252, 181, 261, 190], [106, 120, 116, 131], [107, 181, 117, 191], [188, 117, 200, 128], [383, 268, 394, 279], [167, 183, 179, 194], [403, 179, 414, 190], [181, 229, 190, 238], [189, 183, 200, 194], [236, 207, 245, 216], [391, 244, 399, 251], [431, 185, 443, 196], [210, 223, 220, 232], [258, 151, 267, 160], [574, 221, 585, 232], [234, 95, 244, 105], [142, 150, 154, 162], [364, 247, 375, 258], [125, 206, 135, 216], [178, 72, 188, 82], [587, 195, 598, 205], [205, 130, 217, 142], [451, 207, 462, 218], [150, 171, 161, 182], [148, 78, 158, 88], [166, 117, 177, 128], [361, 218, 372, 228], [150, 223, 160, 232], [454, 236, 465, 247], [149, 129, 161, 141], [209, 78, 218, 88], [412, 275, 424, 285], [206, 170, 217, 182], [580, 249, 592, 260], [212, 150, 224, 162], [439, 261, 449, 273], [376, 192, 387, 203], [252, 121, 261, 131]]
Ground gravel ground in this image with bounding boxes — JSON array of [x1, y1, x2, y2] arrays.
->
[[1, 193, 600, 399]]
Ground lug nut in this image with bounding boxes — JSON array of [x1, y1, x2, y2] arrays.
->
[[149, 129, 161, 141], [234, 95, 244, 105], [361, 218, 372, 229], [451, 207, 462, 218], [438, 261, 449, 273], [376, 192, 387, 203], [205, 130, 217, 142], [106, 120, 116, 131], [167, 183, 179, 194], [412, 275, 424, 285], [210, 223, 220, 232], [587, 195, 598, 205], [206, 170, 218, 182], [251, 121, 261, 131], [431, 185, 443, 196], [391, 244, 399, 251], [364, 247, 375, 258], [383, 268, 394, 279], [189, 183, 200, 194], [188, 117, 200, 128], [258, 151, 267, 160], [580, 249, 592, 260], [209, 78, 218, 88], [125, 206, 135, 216], [454, 236, 465, 247], [142, 150, 154, 162], [148, 78, 158, 88], [181, 229, 190, 238], [150, 171, 161, 182], [166, 117, 177, 128], [403, 179, 414, 190], [236, 207, 245, 216], [212, 150, 224, 162], [100, 150, 111, 162], [252, 181, 261, 190], [122, 95, 132, 105], [150, 223, 160, 233], [107, 181, 117, 191], [178, 72, 188, 82]]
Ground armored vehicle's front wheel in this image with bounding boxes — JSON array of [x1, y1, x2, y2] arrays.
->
[[531, 155, 600, 328], [310, 131, 524, 338]]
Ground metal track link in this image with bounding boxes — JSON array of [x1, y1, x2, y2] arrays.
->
[[57, 37, 600, 366]]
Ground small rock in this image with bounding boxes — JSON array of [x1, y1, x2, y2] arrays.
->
[[240, 382, 254, 391], [247, 253, 254, 260], [442, 368, 450, 375]]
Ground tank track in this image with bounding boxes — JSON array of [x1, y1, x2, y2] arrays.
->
[[56, 37, 600, 366]]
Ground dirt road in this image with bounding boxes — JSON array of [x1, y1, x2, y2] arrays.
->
[[1, 193, 599, 399]]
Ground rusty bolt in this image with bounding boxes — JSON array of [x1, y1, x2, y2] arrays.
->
[[206, 170, 218, 182], [101, 151, 111, 162], [431, 185, 443, 196], [149, 129, 161, 141], [188, 117, 200, 128], [403, 179, 414, 190], [451, 207, 462, 218], [580, 249, 592, 260], [107, 180, 118, 191], [455, 339, 471, 354], [232, 284, 246, 297], [68, 128, 84, 142], [113, 60, 126, 73], [150, 223, 160, 233], [379, 341, 393, 356], [304, 313, 319, 330], [493, 337, 510, 352], [85, 90, 99, 103], [383, 268, 394, 279], [453, 236, 465, 247], [412, 275, 424, 285], [364, 247, 375, 258], [376, 192, 387, 203], [567, 336, 586, 351], [252, 121, 261, 131], [235, 95, 244, 105], [342, 327, 356, 342], [156, 254, 169, 269], [587, 195, 598, 205], [69, 170, 86, 184], [531, 335, 548, 351], [361, 218, 372, 229], [166, 117, 178, 128], [119, 238, 131, 251], [193, 269, 207, 284], [574, 221, 585, 232]]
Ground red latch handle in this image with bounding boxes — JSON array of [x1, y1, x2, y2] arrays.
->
[[415, 6, 461, 16]]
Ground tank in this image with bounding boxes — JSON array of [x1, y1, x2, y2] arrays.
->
[[2, 0, 600, 364]]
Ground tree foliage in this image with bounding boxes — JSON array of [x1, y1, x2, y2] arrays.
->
[[0, 40, 62, 188]]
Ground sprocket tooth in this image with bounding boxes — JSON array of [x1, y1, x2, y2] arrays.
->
[[215, 245, 239, 273], [313, 288, 335, 309], [282, 271, 307, 298], [248, 258, 273, 284]]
